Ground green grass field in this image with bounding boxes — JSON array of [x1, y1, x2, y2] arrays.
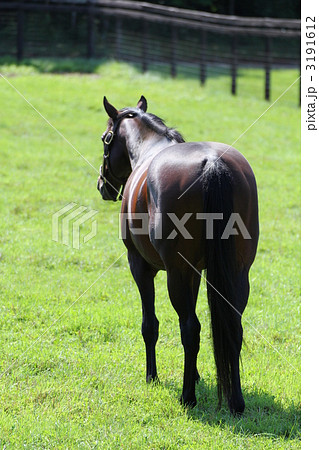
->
[[0, 59, 300, 448]]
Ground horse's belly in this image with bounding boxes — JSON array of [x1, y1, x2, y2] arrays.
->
[[130, 233, 166, 270], [121, 164, 166, 270]]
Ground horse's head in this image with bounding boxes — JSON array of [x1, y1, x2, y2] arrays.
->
[[97, 95, 148, 201]]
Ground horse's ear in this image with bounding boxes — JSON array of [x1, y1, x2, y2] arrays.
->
[[137, 95, 147, 112], [103, 96, 118, 120]]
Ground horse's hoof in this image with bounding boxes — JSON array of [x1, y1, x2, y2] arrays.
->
[[228, 396, 245, 415], [180, 395, 197, 408], [146, 374, 160, 384]]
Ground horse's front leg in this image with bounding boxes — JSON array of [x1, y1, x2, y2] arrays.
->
[[128, 250, 159, 383]]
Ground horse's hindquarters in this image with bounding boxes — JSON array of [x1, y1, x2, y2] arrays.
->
[[146, 142, 258, 272]]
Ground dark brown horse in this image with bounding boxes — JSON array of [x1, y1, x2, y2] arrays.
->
[[97, 96, 259, 414]]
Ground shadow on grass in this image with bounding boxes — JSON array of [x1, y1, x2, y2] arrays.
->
[[162, 377, 300, 440]]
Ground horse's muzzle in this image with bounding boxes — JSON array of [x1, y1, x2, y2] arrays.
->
[[97, 175, 118, 201], [97, 163, 115, 201]]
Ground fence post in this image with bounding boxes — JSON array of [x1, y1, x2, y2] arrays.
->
[[231, 35, 238, 95], [170, 26, 177, 78], [87, 0, 95, 58], [265, 36, 271, 101], [142, 19, 149, 73], [17, 0, 25, 61], [200, 29, 207, 85]]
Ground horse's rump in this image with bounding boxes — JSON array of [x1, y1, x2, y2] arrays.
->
[[145, 142, 258, 270]]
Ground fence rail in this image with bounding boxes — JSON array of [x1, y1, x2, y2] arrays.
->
[[0, 0, 301, 101]]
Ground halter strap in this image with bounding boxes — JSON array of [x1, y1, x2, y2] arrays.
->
[[100, 114, 131, 201], [101, 117, 125, 184]]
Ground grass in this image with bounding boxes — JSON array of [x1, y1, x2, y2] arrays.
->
[[0, 58, 300, 448]]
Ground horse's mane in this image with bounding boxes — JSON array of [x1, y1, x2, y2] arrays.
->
[[118, 107, 185, 143], [141, 112, 185, 144]]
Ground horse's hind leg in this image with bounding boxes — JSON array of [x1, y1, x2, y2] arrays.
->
[[167, 267, 201, 407], [228, 268, 250, 414], [128, 250, 159, 382], [192, 271, 201, 383]]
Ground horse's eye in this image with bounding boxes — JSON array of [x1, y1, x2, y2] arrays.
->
[[127, 113, 135, 118]]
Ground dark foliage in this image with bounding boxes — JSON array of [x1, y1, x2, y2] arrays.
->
[[143, 0, 300, 19]]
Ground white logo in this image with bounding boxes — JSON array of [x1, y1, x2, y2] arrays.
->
[[120, 212, 251, 240], [52, 203, 98, 249]]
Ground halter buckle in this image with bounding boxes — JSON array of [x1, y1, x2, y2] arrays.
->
[[103, 130, 114, 145]]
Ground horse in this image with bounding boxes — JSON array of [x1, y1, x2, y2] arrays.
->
[[97, 96, 259, 414]]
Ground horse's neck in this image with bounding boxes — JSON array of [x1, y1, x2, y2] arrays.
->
[[127, 132, 176, 169]]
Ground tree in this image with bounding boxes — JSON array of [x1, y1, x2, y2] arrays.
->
[[142, 0, 301, 19]]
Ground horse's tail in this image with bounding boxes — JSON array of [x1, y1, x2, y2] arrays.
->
[[204, 159, 240, 408]]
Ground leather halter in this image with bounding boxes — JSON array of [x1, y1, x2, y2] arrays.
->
[[100, 114, 131, 201], [101, 119, 124, 183]]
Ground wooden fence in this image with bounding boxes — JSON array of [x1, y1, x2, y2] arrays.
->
[[0, 0, 301, 101]]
